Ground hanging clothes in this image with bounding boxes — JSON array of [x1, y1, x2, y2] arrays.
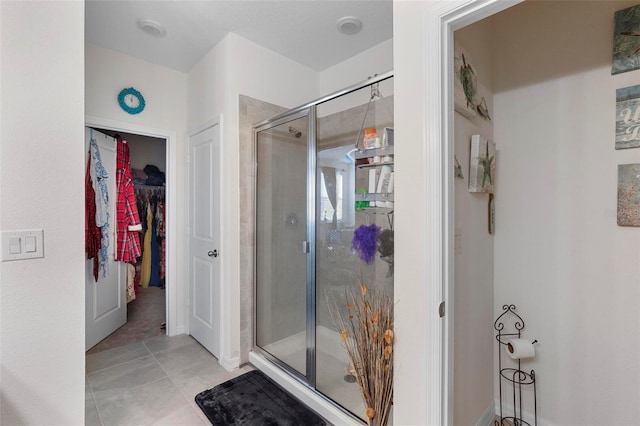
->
[[149, 210, 161, 287], [89, 132, 110, 278], [140, 201, 153, 288], [115, 138, 142, 263], [85, 154, 101, 282], [126, 263, 136, 303], [159, 199, 166, 283], [134, 184, 166, 288]]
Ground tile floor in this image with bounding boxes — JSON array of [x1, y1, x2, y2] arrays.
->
[[85, 334, 253, 425], [87, 286, 166, 355]]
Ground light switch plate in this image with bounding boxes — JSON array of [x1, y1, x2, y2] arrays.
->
[[2, 229, 44, 261]]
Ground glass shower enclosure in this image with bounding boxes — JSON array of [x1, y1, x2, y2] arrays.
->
[[254, 73, 394, 420]]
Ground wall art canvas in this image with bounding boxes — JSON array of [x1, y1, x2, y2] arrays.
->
[[469, 134, 495, 193], [617, 163, 640, 227], [611, 4, 640, 75], [454, 44, 477, 119], [616, 84, 640, 149]]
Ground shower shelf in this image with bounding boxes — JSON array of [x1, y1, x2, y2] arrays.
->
[[355, 193, 393, 202], [355, 193, 393, 214], [354, 146, 394, 159], [357, 161, 394, 169], [356, 207, 394, 215], [354, 146, 394, 215]]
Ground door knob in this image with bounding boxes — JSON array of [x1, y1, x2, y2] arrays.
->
[[208, 250, 218, 258]]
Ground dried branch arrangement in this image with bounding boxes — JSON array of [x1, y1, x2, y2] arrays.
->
[[330, 280, 394, 426]]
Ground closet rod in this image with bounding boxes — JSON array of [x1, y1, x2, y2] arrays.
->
[[134, 184, 166, 191]]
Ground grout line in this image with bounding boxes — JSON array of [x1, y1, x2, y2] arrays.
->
[[86, 374, 105, 426], [126, 374, 172, 393], [146, 346, 208, 424], [91, 375, 174, 415], [88, 357, 170, 398], [141, 334, 199, 355], [86, 345, 153, 375]]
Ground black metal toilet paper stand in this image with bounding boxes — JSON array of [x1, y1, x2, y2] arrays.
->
[[494, 304, 538, 426]]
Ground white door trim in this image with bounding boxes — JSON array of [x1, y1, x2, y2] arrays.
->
[[418, 1, 523, 425], [85, 116, 180, 336]]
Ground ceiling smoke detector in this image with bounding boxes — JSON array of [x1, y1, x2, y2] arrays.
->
[[336, 16, 362, 35], [137, 19, 167, 38]]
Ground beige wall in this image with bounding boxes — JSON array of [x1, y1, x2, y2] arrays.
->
[[453, 17, 496, 426], [125, 134, 166, 173], [493, 1, 640, 424]]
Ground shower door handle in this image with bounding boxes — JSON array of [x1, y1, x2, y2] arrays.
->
[[302, 241, 310, 254]]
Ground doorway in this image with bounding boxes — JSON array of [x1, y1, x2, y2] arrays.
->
[[84, 116, 178, 354], [86, 128, 168, 354]]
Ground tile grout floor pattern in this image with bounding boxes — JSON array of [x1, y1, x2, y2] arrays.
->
[[87, 286, 167, 355], [86, 334, 253, 425]]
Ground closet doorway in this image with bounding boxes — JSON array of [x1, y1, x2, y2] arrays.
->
[[85, 117, 177, 354]]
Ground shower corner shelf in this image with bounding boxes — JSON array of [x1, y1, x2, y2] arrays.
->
[[357, 161, 394, 169], [354, 190, 394, 214], [355, 193, 394, 202], [354, 146, 394, 159], [355, 206, 394, 215], [354, 146, 394, 214]]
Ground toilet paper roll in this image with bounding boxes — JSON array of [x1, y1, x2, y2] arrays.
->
[[505, 338, 535, 360]]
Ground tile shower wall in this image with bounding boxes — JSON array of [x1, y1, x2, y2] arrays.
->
[[239, 95, 286, 362]]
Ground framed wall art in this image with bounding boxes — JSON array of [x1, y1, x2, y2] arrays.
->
[[454, 44, 478, 119], [616, 84, 640, 149], [468, 134, 495, 193], [611, 4, 640, 75], [617, 163, 640, 227]]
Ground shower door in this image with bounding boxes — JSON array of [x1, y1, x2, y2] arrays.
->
[[255, 109, 316, 384], [254, 74, 394, 422]]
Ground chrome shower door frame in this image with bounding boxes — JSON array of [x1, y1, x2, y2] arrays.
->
[[253, 107, 317, 387], [252, 70, 394, 412]]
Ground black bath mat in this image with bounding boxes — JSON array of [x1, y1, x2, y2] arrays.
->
[[195, 370, 327, 426]]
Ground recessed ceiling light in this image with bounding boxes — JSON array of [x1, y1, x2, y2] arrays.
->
[[336, 16, 362, 35], [137, 19, 167, 38]]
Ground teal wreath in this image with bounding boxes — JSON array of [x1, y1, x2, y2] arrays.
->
[[117, 87, 145, 115]]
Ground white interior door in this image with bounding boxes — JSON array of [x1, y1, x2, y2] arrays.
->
[[189, 122, 221, 357], [85, 127, 126, 350]]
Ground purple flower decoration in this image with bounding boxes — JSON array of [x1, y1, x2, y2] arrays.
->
[[351, 223, 380, 264]]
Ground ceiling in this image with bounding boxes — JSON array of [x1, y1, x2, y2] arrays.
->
[[85, 0, 393, 73]]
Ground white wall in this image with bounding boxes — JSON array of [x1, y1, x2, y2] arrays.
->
[[187, 38, 229, 132], [319, 38, 393, 95], [188, 33, 318, 367], [85, 43, 188, 333], [453, 19, 495, 426], [393, 1, 434, 423], [492, 2, 640, 425], [318, 39, 393, 118], [0, 1, 85, 424]]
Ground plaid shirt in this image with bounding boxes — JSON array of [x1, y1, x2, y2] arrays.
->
[[115, 139, 142, 263], [85, 155, 102, 281]]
